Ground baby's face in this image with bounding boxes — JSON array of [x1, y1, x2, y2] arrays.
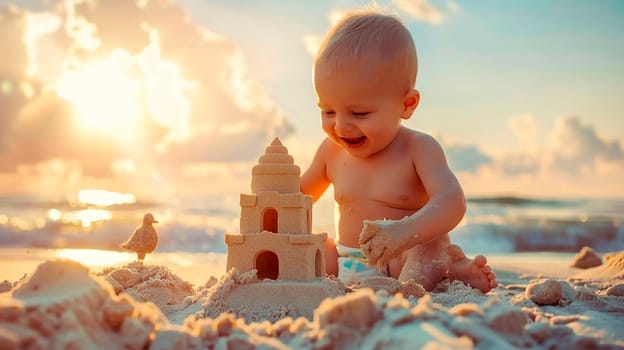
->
[[315, 59, 406, 158]]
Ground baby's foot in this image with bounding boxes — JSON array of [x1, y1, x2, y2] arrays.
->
[[447, 244, 497, 292]]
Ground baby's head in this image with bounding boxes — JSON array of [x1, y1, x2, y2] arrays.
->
[[313, 10, 420, 157], [314, 10, 417, 96]]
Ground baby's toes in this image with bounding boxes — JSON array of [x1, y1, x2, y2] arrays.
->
[[473, 255, 487, 267], [488, 271, 497, 287]]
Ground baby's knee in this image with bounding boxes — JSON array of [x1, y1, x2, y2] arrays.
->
[[324, 238, 339, 277]]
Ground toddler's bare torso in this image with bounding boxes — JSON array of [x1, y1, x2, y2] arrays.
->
[[326, 134, 428, 247]]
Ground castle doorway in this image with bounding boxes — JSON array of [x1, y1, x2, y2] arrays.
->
[[315, 249, 322, 277], [262, 207, 278, 233], [256, 250, 279, 280]]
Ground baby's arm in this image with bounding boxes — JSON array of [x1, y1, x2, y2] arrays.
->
[[360, 133, 466, 269], [301, 138, 333, 202]]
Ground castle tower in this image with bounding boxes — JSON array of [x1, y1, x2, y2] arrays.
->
[[224, 138, 327, 281]]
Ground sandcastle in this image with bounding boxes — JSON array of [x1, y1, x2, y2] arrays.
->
[[202, 139, 344, 322], [225, 138, 327, 280]]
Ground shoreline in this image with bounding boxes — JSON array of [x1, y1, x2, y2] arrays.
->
[[0, 247, 584, 286]]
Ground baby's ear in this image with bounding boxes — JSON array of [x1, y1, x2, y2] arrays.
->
[[401, 89, 420, 120]]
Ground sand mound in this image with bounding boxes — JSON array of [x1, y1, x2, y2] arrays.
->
[[1, 259, 622, 349], [12, 260, 101, 303], [574, 250, 624, 282], [570, 246, 603, 269], [177, 288, 603, 349], [172, 268, 346, 324], [0, 280, 13, 294], [100, 262, 195, 316], [349, 276, 427, 298], [0, 259, 170, 350]]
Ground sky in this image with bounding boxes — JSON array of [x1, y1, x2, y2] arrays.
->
[[0, 0, 623, 202]]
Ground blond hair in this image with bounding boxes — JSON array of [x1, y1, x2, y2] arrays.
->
[[314, 10, 418, 91]]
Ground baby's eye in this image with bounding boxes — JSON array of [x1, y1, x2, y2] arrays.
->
[[322, 110, 335, 117], [352, 111, 370, 117]]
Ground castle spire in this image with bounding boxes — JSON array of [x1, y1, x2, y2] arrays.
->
[[251, 138, 300, 194]]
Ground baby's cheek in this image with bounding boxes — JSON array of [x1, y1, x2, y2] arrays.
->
[[321, 121, 334, 134]]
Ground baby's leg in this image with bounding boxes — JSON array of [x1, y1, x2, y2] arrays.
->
[[389, 235, 450, 291], [447, 244, 497, 292]]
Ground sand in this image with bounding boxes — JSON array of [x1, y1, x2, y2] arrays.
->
[[1, 249, 623, 349]]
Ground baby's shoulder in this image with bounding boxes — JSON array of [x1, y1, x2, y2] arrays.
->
[[312, 138, 346, 166], [400, 128, 443, 151], [317, 137, 342, 155]]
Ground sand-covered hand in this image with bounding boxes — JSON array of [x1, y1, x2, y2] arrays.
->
[[360, 220, 400, 270]]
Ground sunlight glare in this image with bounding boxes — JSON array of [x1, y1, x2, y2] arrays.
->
[[140, 29, 195, 145], [61, 209, 112, 228], [1, 79, 13, 96], [48, 208, 62, 221], [78, 209, 111, 228], [56, 248, 131, 267], [53, 31, 195, 151], [55, 52, 141, 136], [78, 189, 136, 207]]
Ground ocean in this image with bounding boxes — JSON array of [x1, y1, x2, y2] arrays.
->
[[0, 194, 622, 255]]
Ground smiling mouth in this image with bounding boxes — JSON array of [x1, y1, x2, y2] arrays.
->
[[341, 136, 366, 146]]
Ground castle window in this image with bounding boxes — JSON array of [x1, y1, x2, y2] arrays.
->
[[255, 250, 279, 280], [262, 207, 278, 233]]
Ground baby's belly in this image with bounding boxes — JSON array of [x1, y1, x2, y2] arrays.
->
[[336, 200, 418, 248]]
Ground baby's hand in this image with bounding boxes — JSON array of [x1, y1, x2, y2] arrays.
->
[[359, 219, 405, 270]]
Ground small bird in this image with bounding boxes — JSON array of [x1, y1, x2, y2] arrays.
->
[[120, 213, 159, 262]]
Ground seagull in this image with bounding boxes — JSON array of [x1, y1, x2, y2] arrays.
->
[[120, 213, 159, 262]]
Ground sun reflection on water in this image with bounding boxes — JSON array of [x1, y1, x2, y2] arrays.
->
[[57, 208, 113, 228], [41, 189, 141, 229], [78, 189, 136, 207], [78, 209, 112, 228], [55, 249, 132, 267]]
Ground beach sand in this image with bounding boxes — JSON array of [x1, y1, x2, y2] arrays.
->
[[1, 249, 623, 349]]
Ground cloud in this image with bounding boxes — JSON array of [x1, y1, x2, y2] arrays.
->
[[496, 152, 541, 175], [508, 113, 539, 147], [303, 1, 451, 58], [549, 115, 624, 173], [440, 114, 624, 197], [303, 34, 322, 58], [447, 1, 460, 13], [0, 6, 29, 76], [474, 114, 624, 177], [0, 6, 32, 151], [496, 115, 624, 176], [441, 140, 492, 173], [459, 114, 624, 197], [0, 0, 294, 184], [0, 93, 123, 176], [392, 0, 445, 24], [303, 8, 348, 57]]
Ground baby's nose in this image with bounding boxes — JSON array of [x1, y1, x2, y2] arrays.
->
[[334, 115, 353, 134]]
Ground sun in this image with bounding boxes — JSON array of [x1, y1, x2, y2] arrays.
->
[[55, 52, 141, 138], [54, 41, 194, 149]]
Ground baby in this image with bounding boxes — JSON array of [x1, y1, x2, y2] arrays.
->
[[301, 10, 497, 292]]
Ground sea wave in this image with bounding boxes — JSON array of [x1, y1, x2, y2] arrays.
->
[[1, 195, 623, 254], [0, 195, 238, 253], [452, 215, 624, 253]]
